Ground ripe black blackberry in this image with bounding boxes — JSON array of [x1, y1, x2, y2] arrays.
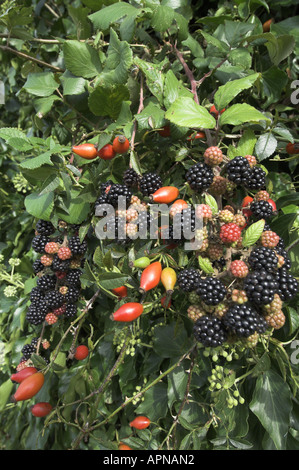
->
[[275, 245, 291, 270], [248, 246, 278, 273], [196, 277, 227, 305], [135, 211, 153, 236], [44, 290, 65, 309], [226, 156, 251, 185], [177, 268, 201, 292], [275, 268, 298, 301], [100, 180, 113, 194], [244, 270, 278, 305], [250, 200, 273, 220], [245, 166, 266, 190], [37, 274, 57, 292], [32, 235, 50, 253], [193, 315, 227, 347], [64, 286, 80, 303], [139, 172, 163, 196], [51, 255, 71, 272], [64, 303, 77, 318], [68, 236, 87, 255], [223, 304, 268, 338], [65, 269, 82, 286], [185, 162, 214, 193], [26, 301, 48, 325], [123, 168, 140, 188], [105, 183, 132, 208], [174, 206, 196, 241], [21, 343, 37, 360], [30, 287, 45, 303], [35, 219, 55, 236], [32, 259, 44, 274]]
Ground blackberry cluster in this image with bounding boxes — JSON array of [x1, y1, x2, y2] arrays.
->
[[177, 268, 201, 292], [193, 316, 227, 347], [123, 168, 140, 188], [185, 162, 214, 193], [222, 304, 268, 338], [248, 247, 278, 273], [244, 270, 278, 305], [105, 183, 132, 208], [196, 277, 227, 305], [275, 268, 298, 301], [139, 172, 163, 196], [25, 219, 86, 328], [246, 167, 266, 190]]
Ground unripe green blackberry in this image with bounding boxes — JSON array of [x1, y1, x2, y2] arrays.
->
[[203, 146, 223, 166], [219, 209, 234, 223], [254, 190, 270, 201], [214, 302, 228, 319], [264, 310, 285, 329], [233, 214, 246, 228], [262, 293, 283, 315], [187, 304, 205, 322], [188, 291, 201, 304], [231, 289, 248, 304]]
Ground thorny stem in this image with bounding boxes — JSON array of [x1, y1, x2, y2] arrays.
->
[[130, 74, 144, 155]]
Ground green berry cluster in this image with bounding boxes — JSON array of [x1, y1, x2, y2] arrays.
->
[[132, 378, 147, 405], [113, 327, 142, 356], [208, 365, 245, 408]]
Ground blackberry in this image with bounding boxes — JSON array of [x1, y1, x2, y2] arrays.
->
[[26, 301, 48, 325], [275, 268, 298, 301], [31, 235, 50, 253], [244, 270, 278, 305], [223, 304, 268, 338], [174, 206, 196, 241], [95, 192, 109, 208], [65, 269, 82, 286], [21, 343, 37, 360], [64, 286, 80, 303], [44, 290, 65, 309], [37, 274, 57, 292], [248, 247, 278, 273], [139, 172, 163, 196], [161, 223, 183, 246], [64, 303, 78, 318], [106, 184, 132, 208], [100, 180, 113, 194], [193, 315, 227, 347], [32, 259, 44, 274], [177, 268, 201, 292], [123, 168, 140, 188], [68, 236, 87, 255], [35, 219, 55, 236], [226, 156, 251, 186], [30, 287, 45, 303], [185, 162, 214, 193], [136, 211, 154, 236], [245, 167, 266, 190], [274, 245, 291, 270], [51, 255, 71, 272], [250, 200, 273, 220], [196, 277, 227, 305]]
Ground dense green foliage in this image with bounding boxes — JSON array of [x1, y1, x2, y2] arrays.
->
[[0, 0, 298, 451]]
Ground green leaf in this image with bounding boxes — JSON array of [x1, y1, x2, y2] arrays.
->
[[255, 133, 277, 161], [60, 71, 87, 96], [135, 382, 168, 421], [227, 129, 257, 159], [24, 191, 54, 220], [19, 150, 55, 169], [134, 57, 168, 104], [165, 97, 216, 129], [88, 85, 130, 119], [98, 272, 129, 290], [150, 5, 175, 32], [63, 41, 102, 78], [163, 69, 193, 108], [219, 103, 269, 126], [98, 29, 133, 85], [261, 66, 289, 108], [214, 73, 260, 111], [135, 101, 165, 130], [198, 256, 214, 274], [88, 2, 141, 31], [0, 380, 14, 411], [153, 322, 192, 358], [204, 193, 218, 214], [242, 220, 265, 247], [23, 72, 59, 97], [249, 370, 292, 449], [198, 30, 230, 52], [265, 34, 295, 66]]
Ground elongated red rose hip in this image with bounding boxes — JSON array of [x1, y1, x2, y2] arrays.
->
[[111, 302, 143, 322]]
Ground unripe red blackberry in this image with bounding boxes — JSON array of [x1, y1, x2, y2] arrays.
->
[[45, 313, 58, 325], [44, 242, 59, 254], [42, 340, 50, 350], [209, 176, 228, 195], [254, 190, 270, 201], [195, 204, 213, 222], [233, 214, 246, 228], [53, 304, 67, 316], [219, 209, 234, 223], [203, 146, 223, 166], [219, 223, 241, 244], [230, 260, 249, 278], [244, 154, 257, 167], [260, 231, 280, 248], [57, 246, 72, 260]]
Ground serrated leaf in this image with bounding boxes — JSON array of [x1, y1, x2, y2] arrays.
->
[[24, 191, 54, 220], [165, 96, 216, 129], [198, 255, 214, 274], [63, 40, 102, 78], [255, 133, 277, 161], [88, 2, 141, 31], [227, 129, 257, 159], [30, 353, 48, 369], [19, 150, 54, 169], [214, 73, 260, 111], [219, 104, 269, 126], [98, 272, 129, 290], [23, 72, 59, 97], [97, 29, 133, 85], [204, 193, 218, 214], [88, 85, 130, 119], [242, 220, 265, 247]]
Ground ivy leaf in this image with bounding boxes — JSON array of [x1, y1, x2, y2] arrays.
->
[[165, 96, 216, 129], [63, 40, 102, 78], [242, 220, 265, 247]]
